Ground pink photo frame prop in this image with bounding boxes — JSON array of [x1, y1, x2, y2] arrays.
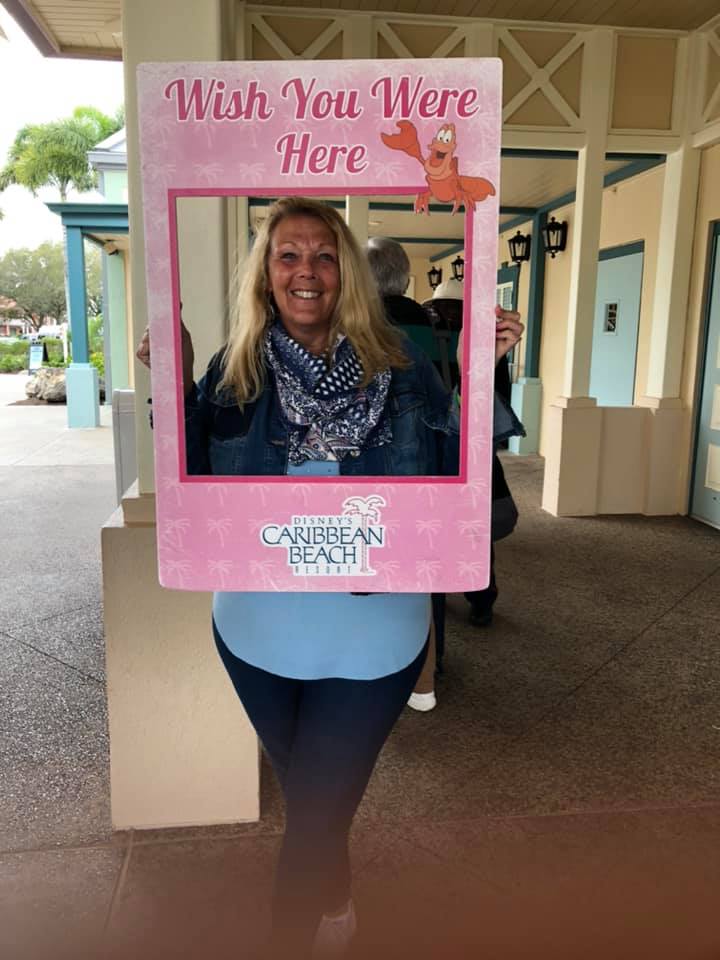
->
[[137, 58, 502, 593]]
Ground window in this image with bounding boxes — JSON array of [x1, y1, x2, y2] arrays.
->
[[604, 302, 619, 334], [496, 281, 514, 311]]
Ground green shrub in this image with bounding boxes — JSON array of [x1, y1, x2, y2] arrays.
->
[[89, 351, 105, 377], [41, 338, 64, 365], [0, 340, 30, 358], [88, 314, 104, 355], [0, 355, 26, 373]]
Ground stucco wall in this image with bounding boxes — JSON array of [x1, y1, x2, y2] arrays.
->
[[537, 167, 665, 455], [599, 166, 664, 402], [679, 143, 720, 507]]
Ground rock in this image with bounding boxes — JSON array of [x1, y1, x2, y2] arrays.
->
[[26, 368, 67, 402], [24, 367, 106, 404], [42, 370, 67, 403], [25, 377, 41, 399]]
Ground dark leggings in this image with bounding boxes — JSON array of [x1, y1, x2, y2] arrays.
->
[[214, 623, 428, 953]]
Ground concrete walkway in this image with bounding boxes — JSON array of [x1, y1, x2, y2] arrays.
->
[[1, 372, 719, 960], [0, 372, 113, 466]]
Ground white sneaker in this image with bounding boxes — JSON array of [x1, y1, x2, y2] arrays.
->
[[312, 900, 357, 958], [407, 691, 437, 712]]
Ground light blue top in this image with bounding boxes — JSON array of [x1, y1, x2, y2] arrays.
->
[[212, 460, 430, 680]]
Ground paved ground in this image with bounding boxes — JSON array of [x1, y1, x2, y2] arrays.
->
[[1, 372, 719, 960]]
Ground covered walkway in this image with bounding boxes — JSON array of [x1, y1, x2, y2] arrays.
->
[[2, 370, 717, 958]]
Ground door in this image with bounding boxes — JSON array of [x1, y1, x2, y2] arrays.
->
[[691, 224, 720, 529], [589, 244, 644, 406]]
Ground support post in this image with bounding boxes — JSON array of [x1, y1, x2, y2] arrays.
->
[[345, 196, 369, 247], [541, 28, 613, 514], [509, 212, 545, 455], [65, 226, 99, 428]]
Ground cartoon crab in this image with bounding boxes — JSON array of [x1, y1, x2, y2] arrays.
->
[[381, 120, 496, 214]]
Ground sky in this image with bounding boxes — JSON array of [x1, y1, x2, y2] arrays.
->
[[0, 7, 125, 256]]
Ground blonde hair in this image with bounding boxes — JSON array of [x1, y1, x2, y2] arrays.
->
[[219, 197, 409, 403]]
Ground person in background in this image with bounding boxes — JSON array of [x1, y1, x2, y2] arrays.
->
[[366, 238, 520, 716], [139, 201, 523, 958], [423, 279, 518, 629], [366, 237, 447, 712]]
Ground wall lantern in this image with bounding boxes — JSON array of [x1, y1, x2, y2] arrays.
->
[[508, 231, 531, 264], [451, 255, 465, 281], [427, 265, 443, 290], [541, 217, 568, 258]]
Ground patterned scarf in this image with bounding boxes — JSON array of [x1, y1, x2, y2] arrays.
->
[[264, 321, 392, 464]]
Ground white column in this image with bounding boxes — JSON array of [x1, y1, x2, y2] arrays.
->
[[343, 13, 373, 59], [105, 0, 260, 829], [562, 28, 614, 399], [542, 29, 613, 516], [345, 196, 369, 247], [464, 22, 495, 58], [645, 159, 701, 399], [637, 34, 703, 514], [123, 0, 227, 496]]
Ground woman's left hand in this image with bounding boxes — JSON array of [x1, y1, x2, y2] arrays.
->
[[494, 306, 523, 365]]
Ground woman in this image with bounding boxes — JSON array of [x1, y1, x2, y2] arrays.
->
[[137, 197, 523, 958]]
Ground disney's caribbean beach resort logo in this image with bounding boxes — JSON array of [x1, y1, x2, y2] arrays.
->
[[260, 496, 386, 576]]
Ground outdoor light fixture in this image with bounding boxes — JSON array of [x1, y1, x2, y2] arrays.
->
[[427, 265, 443, 290], [542, 217, 568, 258], [451, 255, 465, 281], [508, 231, 531, 264]]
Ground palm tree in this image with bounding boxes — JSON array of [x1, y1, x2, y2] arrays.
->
[[342, 495, 386, 574], [0, 105, 123, 202]]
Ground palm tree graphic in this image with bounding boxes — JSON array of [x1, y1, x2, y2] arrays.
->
[[291, 483, 311, 509], [341, 495, 386, 575], [211, 485, 228, 507], [250, 559, 278, 590], [457, 559, 485, 580], [416, 518, 441, 549], [208, 558, 233, 588], [162, 559, 192, 588], [162, 476, 183, 506], [374, 559, 400, 590], [418, 484, 439, 508], [458, 520, 484, 550], [207, 517, 232, 548], [164, 517, 190, 549], [416, 559, 441, 591]]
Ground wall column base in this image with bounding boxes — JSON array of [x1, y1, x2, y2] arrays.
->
[[102, 490, 259, 829], [66, 363, 100, 428], [637, 396, 685, 515], [508, 377, 542, 455], [541, 396, 602, 516]]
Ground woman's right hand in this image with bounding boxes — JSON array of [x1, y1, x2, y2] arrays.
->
[[136, 322, 195, 396]]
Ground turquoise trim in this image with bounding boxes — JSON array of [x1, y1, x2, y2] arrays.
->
[[430, 242, 464, 262], [65, 227, 89, 363], [497, 263, 520, 311], [46, 202, 129, 232], [689, 219, 720, 517], [500, 213, 535, 234], [525, 212, 547, 379], [534, 158, 666, 217], [107, 253, 129, 392], [508, 377, 542, 455], [390, 236, 464, 245], [599, 240, 645, 262]]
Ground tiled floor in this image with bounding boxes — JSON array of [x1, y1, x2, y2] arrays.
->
[[2, 376, 719, 959]]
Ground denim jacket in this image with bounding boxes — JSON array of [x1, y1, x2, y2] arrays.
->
[[185, 337, 463, 477]]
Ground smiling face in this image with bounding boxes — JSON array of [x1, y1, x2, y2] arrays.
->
[[267, 214, 341, 354], [424, 124, 457, 179]]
